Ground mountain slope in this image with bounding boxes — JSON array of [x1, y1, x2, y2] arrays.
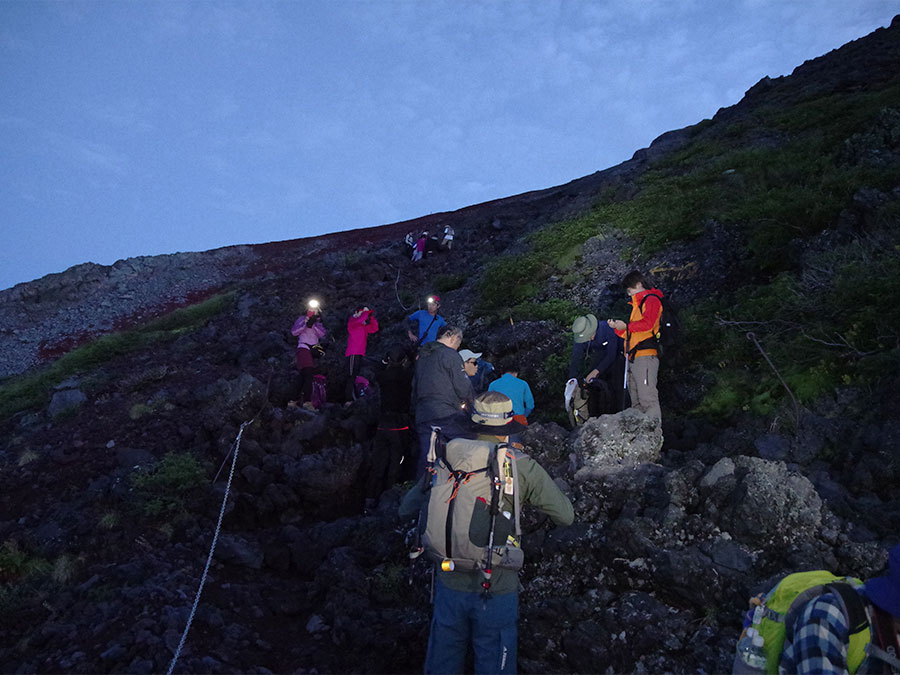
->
[[0, 17, 898, 674]]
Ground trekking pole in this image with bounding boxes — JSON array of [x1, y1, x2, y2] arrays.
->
[[622, 327, 630, 411]]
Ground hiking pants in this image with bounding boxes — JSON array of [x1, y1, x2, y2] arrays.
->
[[628, 355, 661, 421], [415, 413, 470, 480], [295, 349, 315, 403], [425, 580, 518, 675], [365, 426, 410, 500], [345, 354, 362, 401]]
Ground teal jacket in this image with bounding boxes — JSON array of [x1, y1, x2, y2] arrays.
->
[[399, 437, 574, 594], [488, 373, 535, 417]]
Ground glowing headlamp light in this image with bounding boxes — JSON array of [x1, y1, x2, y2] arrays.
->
[[308, 299, 320, 310], [427, 296, 436, 304]]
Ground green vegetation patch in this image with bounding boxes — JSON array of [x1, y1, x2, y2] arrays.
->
[[130, 451, 206, 517], [0, 292, 235, 419]]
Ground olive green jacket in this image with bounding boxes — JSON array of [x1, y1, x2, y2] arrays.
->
[[399, 437, 574, 594]]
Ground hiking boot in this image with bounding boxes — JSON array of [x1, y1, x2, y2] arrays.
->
[[302, 402, 318, 412]]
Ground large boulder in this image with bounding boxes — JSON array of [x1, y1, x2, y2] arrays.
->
[[705, 456, 823, 547], [573, 408, 663, 479]]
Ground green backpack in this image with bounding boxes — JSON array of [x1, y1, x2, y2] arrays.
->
[[748, 570, 870, 674], [420, 436, 523, 587]]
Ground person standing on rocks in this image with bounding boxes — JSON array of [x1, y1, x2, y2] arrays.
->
[[407, 295, 446, 349], [399, 391, 574, 674], [364, 346, 414, 509], [569, 313, 625, 417], [412, 231, 428, 263], [608, 271, 663, 422], [291, 299, 326, 409], [411, 325, 473, 478], [345, 306, 379, 401]]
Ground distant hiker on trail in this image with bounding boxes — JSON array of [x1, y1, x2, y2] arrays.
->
[[412, 231, 427, 263], [608, 271, 663, 422], [440, 224, 455, 251], [364, 346, 413, 509], [345, 306, 379, 401], [411, 325, 473, 479], [733, 541, 900, 674], [399, 391, 574, 674], [290, 298, 326, 410], [407, 295, 446, 348], [404, 231, 415, 250], [569, 313, 625, 417], [462, 350, 495, 394]]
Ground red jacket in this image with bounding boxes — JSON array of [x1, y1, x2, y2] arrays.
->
[[345, 310, 379, 356]]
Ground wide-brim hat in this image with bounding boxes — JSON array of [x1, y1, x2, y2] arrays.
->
[[572, 314, 598, 343], [469, 393, 527, 436], [863, 543, 900, 617]]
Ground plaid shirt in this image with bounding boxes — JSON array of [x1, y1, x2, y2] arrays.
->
[[781, 591, 883, 675]]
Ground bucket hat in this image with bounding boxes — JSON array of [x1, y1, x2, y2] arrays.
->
[[469, 392, 526, 436], [572, 314, 598, 343], [863, 542, 900, 617]]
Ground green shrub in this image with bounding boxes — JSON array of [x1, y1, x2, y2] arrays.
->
[[0, 541, 50, 583], [131, 452, 206, 517], [433, 273, 468, 294]]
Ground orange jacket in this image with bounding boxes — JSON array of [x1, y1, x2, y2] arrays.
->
[[615, 288, 663, 359]]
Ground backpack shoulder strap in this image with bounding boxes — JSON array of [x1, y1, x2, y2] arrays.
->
[[638, 292, 664, 314], [826, 582, 869, 634], [496, 442, 522, 536]]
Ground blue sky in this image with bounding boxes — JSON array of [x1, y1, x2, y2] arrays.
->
[[1, 1, 897, 291]]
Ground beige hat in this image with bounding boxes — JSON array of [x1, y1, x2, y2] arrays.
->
[[572, 314, 598, 343], [469, 391, 526, 435]]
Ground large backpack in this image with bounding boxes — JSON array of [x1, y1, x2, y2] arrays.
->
[[630, 292, 681, 361], [742, 570, 871, 674], [419, 434, 523, 587]]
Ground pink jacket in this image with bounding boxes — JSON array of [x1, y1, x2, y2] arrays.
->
[[345, 310, 379, 356], [292, 312, 327, 350]]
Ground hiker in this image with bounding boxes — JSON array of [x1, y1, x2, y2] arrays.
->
[[736, 541, 900, 674], [346, 306, 379, 401], [608, 270, 663, 422], [407, 295, 446, 348], [488, 361, 534, 422], [411, 325, 474, 479], [412, 232, 427, 263], [364, 346, 413, 508], [462, 350, 495, 395], [460, 348, 489, 393], [569, 313, 625, 417], [290, 299, 326, 409], [441, 225, 455, 251], [405, 231, 415, 251], [399, 391, 574, 674]]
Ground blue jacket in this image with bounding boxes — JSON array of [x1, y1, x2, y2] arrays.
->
[[568, 320, 621, 380], [408, 309, 446, 344], [488, 373, 534, 417]]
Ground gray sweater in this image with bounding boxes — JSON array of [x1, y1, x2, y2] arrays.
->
[[412, 341, 475, 423]]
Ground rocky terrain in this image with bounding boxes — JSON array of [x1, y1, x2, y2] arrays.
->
[[0, 17, 898, 675]]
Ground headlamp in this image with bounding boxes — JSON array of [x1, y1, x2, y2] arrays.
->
[[308, 299, 320, 310]]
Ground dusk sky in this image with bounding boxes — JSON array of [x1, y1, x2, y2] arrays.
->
[[1, 1, 897, 292]]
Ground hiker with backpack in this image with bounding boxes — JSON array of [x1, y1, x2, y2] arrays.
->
[[734, 541, 900, 674], [568, 313, 625, 419], [411, 325, 474, 479], [290, 299, 327, 410], [399, 391, 574, 674], [363, 346, 414, 509], [345, 306, 379, 401], [608, 270, 664, 422], [407, 295, 446, 348]]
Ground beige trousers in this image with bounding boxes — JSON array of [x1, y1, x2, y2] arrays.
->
[[628, 355, 661, 421]]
